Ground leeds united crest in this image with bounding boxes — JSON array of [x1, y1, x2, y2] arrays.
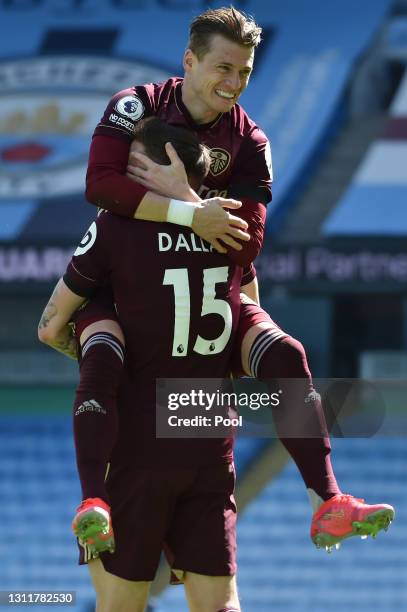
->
[[209, 148, 231, 176]]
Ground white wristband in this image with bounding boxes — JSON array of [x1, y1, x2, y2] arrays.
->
[[167, 199, 197, 228]]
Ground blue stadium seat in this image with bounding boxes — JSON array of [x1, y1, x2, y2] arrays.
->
[[2, 423, 405, 611], [0, 416, 94, 612], [155, 437, 406, 611]]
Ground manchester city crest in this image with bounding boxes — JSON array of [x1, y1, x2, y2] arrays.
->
[[0, 56, 169, 201]]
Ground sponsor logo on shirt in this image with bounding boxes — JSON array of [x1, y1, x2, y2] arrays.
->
[[209, 147, 231, 176], [197, 184, 228, 199], [109, 113, 135, 132]]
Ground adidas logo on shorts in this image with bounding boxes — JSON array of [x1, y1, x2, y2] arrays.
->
[[75, 399, 106, 416], [305, 391, 321, 403]]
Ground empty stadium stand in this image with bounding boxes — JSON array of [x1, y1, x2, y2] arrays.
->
[[0, 0, 393, 246], [2, 412, 404, 612], [0, 411, 268, 612], [323, 69, 407, 236], [0, 414, 94, 611], [154, 438, 406, 612]]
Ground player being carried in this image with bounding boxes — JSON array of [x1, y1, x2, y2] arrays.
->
[[40, 120, 394, 612], [40, 116, 256, 611], [39, 5, 394, 605]]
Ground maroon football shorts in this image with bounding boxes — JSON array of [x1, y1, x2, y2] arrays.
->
[[79, 461, 237, 582], [232, 294, 278, 376], [73, 289, 279, 371], [73, 287, 118, 339]]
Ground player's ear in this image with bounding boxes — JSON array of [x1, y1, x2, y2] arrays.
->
[[183, 49, 194, 73]]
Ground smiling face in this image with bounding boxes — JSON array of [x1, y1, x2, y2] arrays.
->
[[182, 34, 254, 124]]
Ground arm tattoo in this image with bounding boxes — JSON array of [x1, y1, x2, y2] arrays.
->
[[51, 327, 78, 360], [39, 283, 60, 330], [38, 301, 57, 330], [39, 283, 79, 360]]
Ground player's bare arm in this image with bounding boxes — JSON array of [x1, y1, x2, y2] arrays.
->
[[38, 278, 85, 360]]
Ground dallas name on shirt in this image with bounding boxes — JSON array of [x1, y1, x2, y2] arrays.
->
[[158, 232, 214, 254]]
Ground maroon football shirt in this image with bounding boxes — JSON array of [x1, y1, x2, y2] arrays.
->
[[86, 78, 273, 267], [64, 213, 242, 467]]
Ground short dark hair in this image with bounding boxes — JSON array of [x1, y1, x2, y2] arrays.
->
[[189, 6, 262, 59], [132, 117, 211, 188]]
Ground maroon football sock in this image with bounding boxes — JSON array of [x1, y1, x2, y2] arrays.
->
[[250, 333, 341, 501], [73, 332, 124, 504]]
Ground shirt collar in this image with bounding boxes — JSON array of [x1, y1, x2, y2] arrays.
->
[[174, 80, 224, 131]]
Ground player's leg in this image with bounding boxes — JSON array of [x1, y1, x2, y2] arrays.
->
[[237, 294, 340, 507], [165, 463, 239, 610], [79, 318, 125, 345], [237, 295, 395, 550], [72, 289, 125, 556], [183, 572, 240, 612], [88, 558, 150, 612], [81, 462, 178, 610]]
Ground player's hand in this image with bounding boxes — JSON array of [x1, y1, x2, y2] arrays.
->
[[192, 198, 250, 254], [127, 142, 192, 199]]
